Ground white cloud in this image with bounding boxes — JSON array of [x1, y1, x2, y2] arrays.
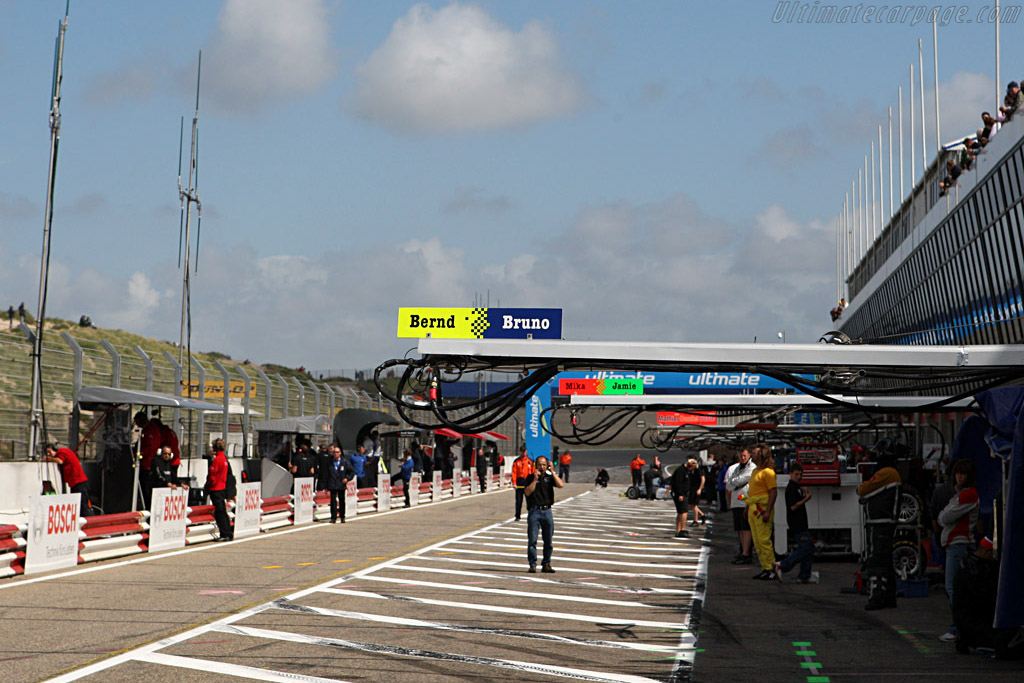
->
[[350, 3, 585, 133], [0, 196, 839, 369], [938, 71, 995, 141], [203, 0, 336, 112]]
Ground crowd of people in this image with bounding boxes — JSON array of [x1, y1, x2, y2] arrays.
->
[[939, 81, 1019, 197]]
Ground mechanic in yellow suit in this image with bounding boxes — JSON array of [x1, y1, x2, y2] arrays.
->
[[745, 444, 778, 580]]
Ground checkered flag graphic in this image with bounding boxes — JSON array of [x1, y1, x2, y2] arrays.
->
[[469, 307, 490, 338]]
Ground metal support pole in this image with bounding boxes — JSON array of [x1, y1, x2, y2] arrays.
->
[[291, 377, 306, 415], [933, 18, 941, 153], [162, 351, 183, 441], [325, 384, 337, 419], [134, 345, 153, 391], [237, 364, 252, 458], [910, 64, 916, 184], [899, 85, 905, 201], [276, 374, 289, 418], [213, 360, 231, 450], [254, 367, 272, 420], [308, 380, 322, 415], [189, 355, 207, 458], [62, 332, 83, 449], [99, 340, 122, 388]]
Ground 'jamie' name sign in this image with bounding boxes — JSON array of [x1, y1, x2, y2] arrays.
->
[[398, 307, 562, 339]]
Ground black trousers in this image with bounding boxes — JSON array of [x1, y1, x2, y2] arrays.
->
[[515, 488, 526, 519], [866, 523, 896, 601], [477, 470, 488, 491], [328, 489, 345, 521], [209, 489, 232, 539], [70, 481, 95, 517]]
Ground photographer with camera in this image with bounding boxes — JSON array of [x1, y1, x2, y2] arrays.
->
[[523, 455, 564, 573]]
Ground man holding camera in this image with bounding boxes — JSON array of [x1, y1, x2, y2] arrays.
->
[[523, 455, 564, 573]]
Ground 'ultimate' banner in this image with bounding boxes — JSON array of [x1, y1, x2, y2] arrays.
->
[[524, 381, 551, 461], [398, 307, 562, 339]]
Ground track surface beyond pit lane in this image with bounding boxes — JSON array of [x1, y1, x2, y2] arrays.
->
[[4, 485, 706, 683]]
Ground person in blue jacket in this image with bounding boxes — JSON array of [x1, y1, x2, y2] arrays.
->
[[349, 445, 368, 488]]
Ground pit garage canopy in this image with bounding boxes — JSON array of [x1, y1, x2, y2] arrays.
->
[[332, 409, 399, 451], [252, 415, 332, 436], [78, 386, 224, 412]]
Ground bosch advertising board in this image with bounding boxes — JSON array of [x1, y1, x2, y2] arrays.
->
[[397, 307, 562, 339]]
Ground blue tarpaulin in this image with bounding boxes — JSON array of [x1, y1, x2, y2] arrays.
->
[[952, 415, 1002, 517], [975, 388, 1024, 629]]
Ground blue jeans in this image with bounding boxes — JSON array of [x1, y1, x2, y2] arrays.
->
[[779, 530, 815, 580], [945, 543, 969, 601], [527, 507, 554, 567]]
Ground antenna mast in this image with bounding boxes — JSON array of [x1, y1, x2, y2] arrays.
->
[[28, 2, 70, 462], [178, 52, 202, 372]]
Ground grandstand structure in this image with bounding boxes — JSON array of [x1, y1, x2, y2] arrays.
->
[[838, 101, 1024, 346]]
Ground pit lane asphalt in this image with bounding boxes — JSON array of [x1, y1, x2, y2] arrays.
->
[[1, 485, 706, 683], [5, 489, 1019, 683]]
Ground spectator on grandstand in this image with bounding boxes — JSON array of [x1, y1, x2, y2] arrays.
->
[[958, 138, 977, 172], [978, 112, 1001, 147], [999, 81, 1023, 121], [939, 158, 962, 197]]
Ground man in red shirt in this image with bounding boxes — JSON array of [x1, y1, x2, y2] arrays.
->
[[134, 411, 161, 509], [205, 438, 232, 541], [43, 443, 95, 516], [630, 454, 647, 489]]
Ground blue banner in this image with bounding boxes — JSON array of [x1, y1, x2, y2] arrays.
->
[[483, 308, 562, 339], [524, 384, 551, 461], [554, 370, 809, 393]]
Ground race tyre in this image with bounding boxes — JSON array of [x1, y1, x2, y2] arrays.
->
[[626, 486, 640, 500], [897, 489, 922, 525], [892, 539, 925, 578]]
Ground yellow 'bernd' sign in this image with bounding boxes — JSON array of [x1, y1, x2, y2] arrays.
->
[[397, 307, 562, 339], [397, 307, 485, 339]]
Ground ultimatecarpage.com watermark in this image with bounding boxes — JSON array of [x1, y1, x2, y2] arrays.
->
[[772, 3, 1021, 25]]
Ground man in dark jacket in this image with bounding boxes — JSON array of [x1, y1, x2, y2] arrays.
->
[[670, 462, 693, 538], [326, 445, 354, 523]]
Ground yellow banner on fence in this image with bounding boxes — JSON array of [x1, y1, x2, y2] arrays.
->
[[181, 380, 246, 399]]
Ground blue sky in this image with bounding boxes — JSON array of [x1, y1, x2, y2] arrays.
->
[[0, 1, 1013, 369]]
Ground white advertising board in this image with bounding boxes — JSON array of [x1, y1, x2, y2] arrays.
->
[[148, 488, 188, 552], [433, 471, 442, 497], [409, 473, 420, 506], [25, 493, 80, 575], [470, 471, 480, 495], [234, 482, 262, 538], [345, 480, 358, 517], [377, 478, 390, 512], [453, 472, 463, 498], [292, 477, 315, 526]]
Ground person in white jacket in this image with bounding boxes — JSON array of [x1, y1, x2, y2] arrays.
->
[[726, 446, 756, 564]]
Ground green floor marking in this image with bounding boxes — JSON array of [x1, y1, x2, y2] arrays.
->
[[792, 641, 812, 646], [806, 677, 830, 683], [795, 650, 816, 656], [800, 662, 822, 668]]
